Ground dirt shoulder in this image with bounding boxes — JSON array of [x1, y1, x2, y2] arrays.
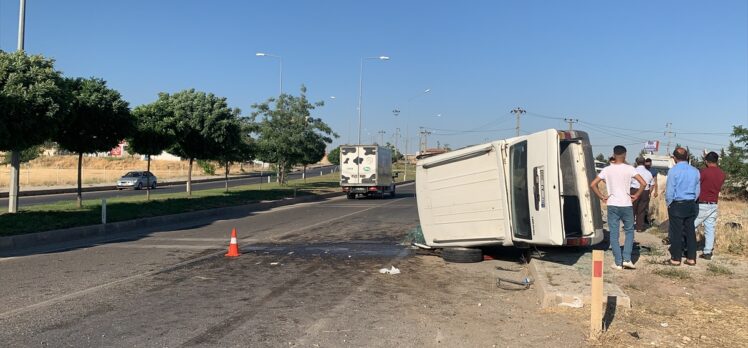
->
[[594, 230, 748, 347]]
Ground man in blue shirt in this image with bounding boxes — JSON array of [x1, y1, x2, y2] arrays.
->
[[664, 147, 700, 266]]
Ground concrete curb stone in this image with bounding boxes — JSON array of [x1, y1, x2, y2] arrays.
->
[[528, 251, 631, 309]]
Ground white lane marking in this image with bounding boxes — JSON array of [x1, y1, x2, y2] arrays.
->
[[143, 237, 230, 242], [0, 196, 408, 319], [100, 244, 223, 250]]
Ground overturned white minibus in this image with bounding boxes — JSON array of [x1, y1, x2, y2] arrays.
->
[[416, 129, 603, 249]]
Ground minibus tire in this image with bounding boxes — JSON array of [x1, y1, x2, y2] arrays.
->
[[442, 247, 483, 263]]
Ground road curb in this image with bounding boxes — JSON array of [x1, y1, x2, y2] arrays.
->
[[0, 180, 414, 255], [528, 253, 631, 309]]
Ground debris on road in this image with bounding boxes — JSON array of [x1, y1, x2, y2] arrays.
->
[[270, 262, 280, 266], [379, 266, 400, 275]]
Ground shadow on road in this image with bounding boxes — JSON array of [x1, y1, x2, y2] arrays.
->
[[0, 192, 344, 258]]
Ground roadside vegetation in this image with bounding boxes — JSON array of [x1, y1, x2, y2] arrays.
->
[[1, 50, 337, 213], [0, 173, 341, 237]]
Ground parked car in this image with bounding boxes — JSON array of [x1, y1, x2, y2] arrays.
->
[[116, 171, 157, 190]]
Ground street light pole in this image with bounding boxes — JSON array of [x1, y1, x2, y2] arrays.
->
[[8, 0, 27, 213], [256, 52, 282, 95], [357, 56, 389, 144]]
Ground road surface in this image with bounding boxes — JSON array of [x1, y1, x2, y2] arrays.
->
[[0, 184, 585, 347]]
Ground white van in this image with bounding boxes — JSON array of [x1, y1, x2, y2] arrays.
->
[[416, 129, 604, 249]]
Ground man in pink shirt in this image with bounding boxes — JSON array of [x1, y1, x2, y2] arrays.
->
[[590, 145, 647, 270]]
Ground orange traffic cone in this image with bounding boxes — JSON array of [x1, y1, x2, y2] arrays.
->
[[225, 228, 240, 257]]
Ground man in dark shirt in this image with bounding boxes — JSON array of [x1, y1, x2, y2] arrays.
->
[[694, 152, 726, 260]]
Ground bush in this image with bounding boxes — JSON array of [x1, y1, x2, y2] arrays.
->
[[197, 159, 215, 175]]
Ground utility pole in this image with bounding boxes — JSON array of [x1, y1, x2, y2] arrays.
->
[[404, 126, 409, 181], [378, 130, 386, 145], [8, 0, 27, 213], [419, 127, 432, 153], [664, 122, 675, 154], [564, 118, 578, 131], [394, 128, 400, 157], [511, 107, 526, 136]]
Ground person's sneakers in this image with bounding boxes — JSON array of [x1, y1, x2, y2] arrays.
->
[[622, 261, 637, 269], [700, 253, 713, 260], [611, 264, 623, 270]]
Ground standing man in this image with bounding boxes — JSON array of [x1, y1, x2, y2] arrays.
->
[[590, 145, 647, 270], [631, 157, 654, 232], [644, 158, 659, 226], [664, 147, 700, 266], [694, 151, 725, 260]]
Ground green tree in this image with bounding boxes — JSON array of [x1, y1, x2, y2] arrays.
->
[[251, 85, 337, 184], [0, 51, 65, 212], [1, 146, 42, 165], [127, 100, 175, 200], [594, 153, 608, 164], [384, 142, 403, 163], [721, 125, 748, 198], [214, 116, 254, 192], [327, 146, 341, 166], [162, 89, 240, 195], [55, 77, 134, 207], [299, 131, 327, 182]]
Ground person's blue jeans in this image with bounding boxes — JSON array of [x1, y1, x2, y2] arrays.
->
[[608, 205, 635, 266], [694, 203, 719, 254]]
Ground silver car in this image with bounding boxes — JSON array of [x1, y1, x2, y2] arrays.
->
[[116, 171, 157, 190]]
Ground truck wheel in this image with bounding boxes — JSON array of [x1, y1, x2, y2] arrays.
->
[[347, 193, 356, 199], [441, 247, 483, 263]]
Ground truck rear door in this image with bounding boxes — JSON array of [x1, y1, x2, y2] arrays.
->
[[507, 130, 565, 246], [416, 143, 509, 247]]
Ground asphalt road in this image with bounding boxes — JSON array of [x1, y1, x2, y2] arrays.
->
[[0, 165, 337, 207], [0, 184, 585, 347]]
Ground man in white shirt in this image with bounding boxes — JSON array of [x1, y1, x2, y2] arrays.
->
[[631, 157, 654, 232], [590, 146, 647, 270]]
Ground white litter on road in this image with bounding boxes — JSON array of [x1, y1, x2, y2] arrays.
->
[[270, 262, 280, 266], [379, 266, 401, 275]]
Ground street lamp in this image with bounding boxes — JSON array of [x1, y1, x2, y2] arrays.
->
[[256, 52, 283, 96], [357, 56, 390, 144]]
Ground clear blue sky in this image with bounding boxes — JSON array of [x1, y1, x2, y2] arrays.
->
[[2, 0, 746, 158]]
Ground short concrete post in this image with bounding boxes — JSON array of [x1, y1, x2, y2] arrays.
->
[[320, 170, 323, 176], [590, 250, 604, 338], [268, 176, 271, 184], [101, 198, 107, 225]]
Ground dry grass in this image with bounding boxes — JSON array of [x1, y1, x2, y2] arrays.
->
[[714, 200, 748, 257], [647, 175, 747, 258]]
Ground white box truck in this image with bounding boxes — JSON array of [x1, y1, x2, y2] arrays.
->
[[340, 145, 396, 199], [416, 129, 603, 250]]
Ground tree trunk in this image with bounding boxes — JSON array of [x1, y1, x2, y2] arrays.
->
[[146, 156, 151, 201], [276, 162, 281, 184], [187, 158, 193, 196], [224, 162, 230, 193], [8, 151, 20, 213], [76, 152, 83, 208]]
